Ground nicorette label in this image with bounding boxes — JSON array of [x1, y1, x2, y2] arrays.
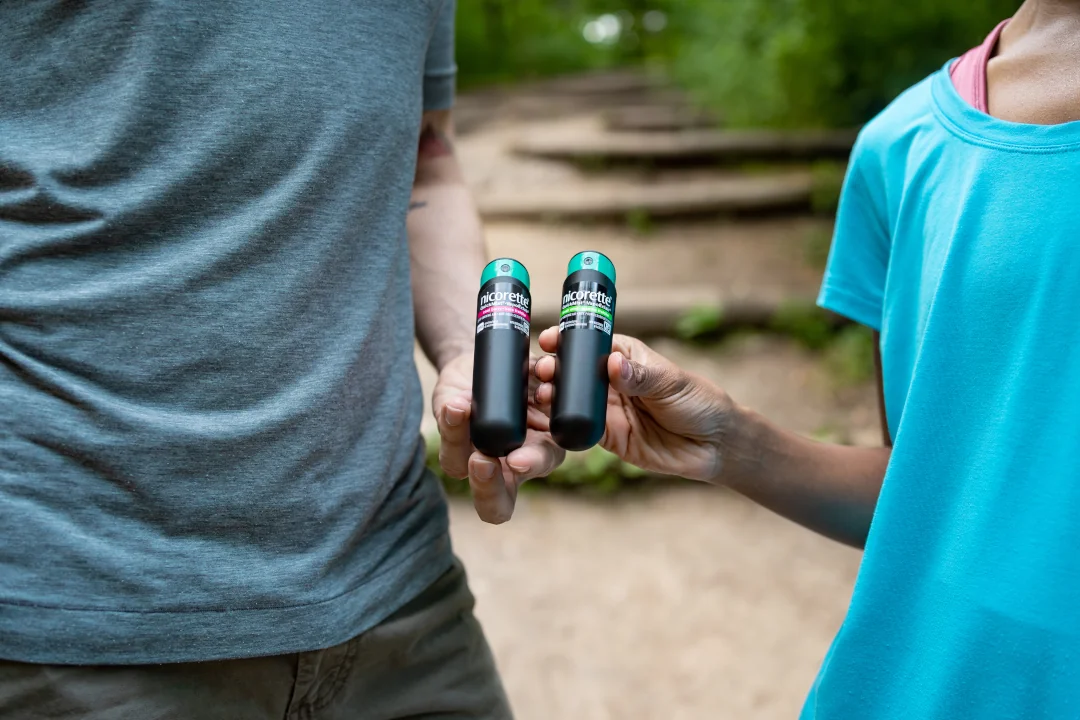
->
[[559, 281, 615, 335], [476, 281, 530, 337]]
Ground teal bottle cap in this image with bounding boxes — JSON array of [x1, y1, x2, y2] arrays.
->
[[567, 251, 616, 285], [480, 258, 530, 290]]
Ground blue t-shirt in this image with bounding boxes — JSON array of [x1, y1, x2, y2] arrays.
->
[[809, 62, 1080, 718]]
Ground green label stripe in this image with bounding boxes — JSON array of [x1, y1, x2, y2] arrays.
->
[[560, 304, 613, 320]]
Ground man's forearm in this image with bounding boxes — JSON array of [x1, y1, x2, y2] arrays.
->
[[408, 117, 486, 370], [719, 405, 890, 548]]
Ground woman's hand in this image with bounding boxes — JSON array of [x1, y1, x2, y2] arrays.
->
[[534, 328, 735, 483]]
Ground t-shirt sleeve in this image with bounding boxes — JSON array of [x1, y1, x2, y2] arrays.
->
[[817, 142, 891, 331], [423, 0, 457, 112]]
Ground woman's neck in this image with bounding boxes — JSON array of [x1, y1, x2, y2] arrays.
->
[[1005, 0, 1080, 40], [988, 1, 1080, 124]]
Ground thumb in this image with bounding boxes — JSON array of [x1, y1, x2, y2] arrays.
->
[[608, 351, 687, 400]]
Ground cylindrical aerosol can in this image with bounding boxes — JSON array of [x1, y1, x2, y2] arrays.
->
[[470, 258, 531, 458], [551, 251, 617, 451]]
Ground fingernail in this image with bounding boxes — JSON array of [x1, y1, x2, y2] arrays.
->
[[508, 462, 529, 474], [474, 460, 496, 480], [620, 357, 632, 380], [446, 407, 465, 427]]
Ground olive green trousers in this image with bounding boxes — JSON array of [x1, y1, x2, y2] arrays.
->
[[0, 561, 512, 720]]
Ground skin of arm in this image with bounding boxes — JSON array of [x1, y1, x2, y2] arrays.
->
[[534, 329, 891, 548], [721, 396, 890, 548], [408, 110, 484, 372], [410, 110, 565, 524]]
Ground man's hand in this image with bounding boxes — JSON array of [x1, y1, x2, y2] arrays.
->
[[534, 328, 734, 483], [433, 352, 566, 524], [406, 109, 567, 523]]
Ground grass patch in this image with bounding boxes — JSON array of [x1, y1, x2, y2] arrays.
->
[[803, 225, 833, 272], [769, 304, 874, 386], [673, 304, 725, 341], [575, 155, 612, 173], [824, 324, 875, 387], [768, 302, 834, 351], [625, 208, 654, 235], [810, 160, 846, 215], [426, 440, 654, 496], [810, 423, 845, 444]]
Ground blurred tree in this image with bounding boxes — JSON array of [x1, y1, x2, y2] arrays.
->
[[658, 0, 1021, 127], [456, 0, 635, 88], [454, 0, 1021, 127]]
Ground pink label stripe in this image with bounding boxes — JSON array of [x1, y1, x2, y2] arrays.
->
[[478, 305, 530, 320]]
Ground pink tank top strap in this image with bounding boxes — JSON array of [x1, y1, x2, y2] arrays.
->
[[949, 20, 1009, 113]]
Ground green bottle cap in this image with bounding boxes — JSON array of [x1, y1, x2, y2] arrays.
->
[[567, 251, 616, 285], [480, 258, 531, 290]]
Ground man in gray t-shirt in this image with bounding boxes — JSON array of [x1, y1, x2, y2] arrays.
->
[[0, 1, 563, 716]]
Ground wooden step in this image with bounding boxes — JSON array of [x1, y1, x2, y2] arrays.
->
[[520, 70, 663, 96], [512, 123, 858, 163], [483, 218, 830, 332], [531, 289, 780, 335], [603, 105, 718, 133], [455, 71, 688, 135], [477, 172, 815, 221], [455, 91, 687, 136]]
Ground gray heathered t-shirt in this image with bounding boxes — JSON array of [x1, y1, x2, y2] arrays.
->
[[0, 1, 457, 664]]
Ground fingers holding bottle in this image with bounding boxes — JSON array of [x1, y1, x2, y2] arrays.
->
[[469, 428, 565, 524], [534, 327, 658, 396], [535, 326, 735, 482]]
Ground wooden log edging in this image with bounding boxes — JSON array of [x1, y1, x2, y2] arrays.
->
[[512, 128, 860, 163], [477, 173, 815, 221]]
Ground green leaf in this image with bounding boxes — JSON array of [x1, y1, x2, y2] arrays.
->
[[674, 305, 725, 341]]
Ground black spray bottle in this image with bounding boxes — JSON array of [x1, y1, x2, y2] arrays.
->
[[470, 258, 531, 458], [550, 251, 617, 451]]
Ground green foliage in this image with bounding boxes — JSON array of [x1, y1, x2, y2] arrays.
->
[[625, 207, 654, 235], [810, 422, 844, 444], [454, 1, 1018, 126], [658, 0, 1019, 127], [576, 155, 613, 173], [824, 324, 876, 386], [768, 301, 834, 350], [810, 160, 846, 215], [803, 225, 833, 271], [455, 0, 649, 88], [425, 436, 653, 495], [674, 304, 725, 341], [544, 447, 649, 494]]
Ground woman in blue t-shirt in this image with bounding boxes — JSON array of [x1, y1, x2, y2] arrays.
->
[[514, 2, 1080, 718]]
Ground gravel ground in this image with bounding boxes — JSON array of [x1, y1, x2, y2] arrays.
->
[[449, 487, 861, 720]]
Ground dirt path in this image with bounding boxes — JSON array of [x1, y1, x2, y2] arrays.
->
[[449, 488, 860, 720], [432, 73, 872, 719]]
